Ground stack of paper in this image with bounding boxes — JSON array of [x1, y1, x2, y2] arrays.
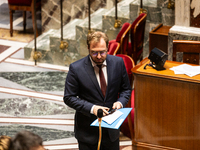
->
[[102, 110, 123, 124], [170, 64, 200, 77]]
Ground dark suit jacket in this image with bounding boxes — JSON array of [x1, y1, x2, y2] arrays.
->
[[63, 54, 131, 144]]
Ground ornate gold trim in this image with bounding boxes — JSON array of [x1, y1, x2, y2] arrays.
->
[[114, 19, 122, 28], [60, 41, 68, 50], [33, 51, 42, 61], [139, 8, 147, 14], [167, 0, 175, 9]]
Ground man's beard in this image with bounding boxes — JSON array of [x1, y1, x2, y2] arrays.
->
[[90, 55, 105, 65], [92, 58, 104, 65]]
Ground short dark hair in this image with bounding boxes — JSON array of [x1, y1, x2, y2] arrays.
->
[[87, 31, 109, 48], [9, 131, 43, 150]]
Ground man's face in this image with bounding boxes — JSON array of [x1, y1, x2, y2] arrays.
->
[[89, 38, 107, 65]]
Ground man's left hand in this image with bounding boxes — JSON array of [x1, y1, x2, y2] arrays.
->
[[112, 102, 122, 110]]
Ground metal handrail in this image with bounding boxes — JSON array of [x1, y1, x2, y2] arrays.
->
[[33, 0, 41, 65], [88, 0, 91, 34], [114, 0, 121, 28], [34, 0, 37, 65], [60, 0, 63, 41], [59, 0, 68, 51], [115, 0, 117, 20], [139, 0, 147, 14], [139, 0, 143, 14]]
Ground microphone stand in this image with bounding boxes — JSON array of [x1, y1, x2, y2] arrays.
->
[[97, 109, 103, 150]]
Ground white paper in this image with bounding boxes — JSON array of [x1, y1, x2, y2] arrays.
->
[[170, 64, 200, 77], [102, 110, 123, 124], [114, 119, 124, 129]]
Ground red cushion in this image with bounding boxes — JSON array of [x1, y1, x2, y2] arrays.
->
[[116, 54, 135, 138], [108, 40, 117, 47], [128, 13, 146, 64], [8, 0, 32, 6], [131, 13, 146, 30], [130, 13, 146, 47], [120, 90, 134, 139], [8, 0, 40, 6], [132, 13, 146, 39], [108, 40, 116, 51], [116, 22, 131, 42], [128, 42, 143, 58], [107, 42, 120, 55], [116, 54, 134, 83]]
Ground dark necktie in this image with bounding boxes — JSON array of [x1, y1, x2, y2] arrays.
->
[[97, 65, 107, 97]]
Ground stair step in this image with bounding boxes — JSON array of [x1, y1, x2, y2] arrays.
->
[[50, 19, 83, 40], [49, 19, 83, 55], [77, 8, 108, 30], [24, 29, 58, 63], [25, 29, 58, 51], [47, 19, 84, 66]]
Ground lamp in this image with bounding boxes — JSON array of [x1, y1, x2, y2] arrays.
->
[[145, 47, 168, 70]]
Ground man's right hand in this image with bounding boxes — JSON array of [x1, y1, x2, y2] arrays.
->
[[93, 105, 109, 117]]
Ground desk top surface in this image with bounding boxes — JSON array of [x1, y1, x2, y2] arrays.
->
[[150, 23, 171, 35], [132, 58, 200, 83]]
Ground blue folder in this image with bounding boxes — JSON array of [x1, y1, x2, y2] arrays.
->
[[90, 108, 132, 129]]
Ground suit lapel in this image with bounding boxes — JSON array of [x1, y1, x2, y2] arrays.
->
[[106, 55, 114, 98]]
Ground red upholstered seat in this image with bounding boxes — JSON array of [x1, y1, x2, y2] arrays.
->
[[109, 22, 131, 54], [8, 0, 32, 6], [107, 42, 120, 55], [116, 54, 134, 84], [128, 13, 147, 65], [116, 54, 135, 139], [7, 0, 41, 37], [120, 89, 134, 139]]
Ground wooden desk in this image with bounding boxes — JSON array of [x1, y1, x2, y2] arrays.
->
[[132, 58, 200, 150], [149, 24, 171, 54]]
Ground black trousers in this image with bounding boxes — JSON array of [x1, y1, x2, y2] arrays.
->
[[78, 128, 119, 150]]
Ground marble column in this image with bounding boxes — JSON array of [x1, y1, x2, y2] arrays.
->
[[175, 0, 190, 27]]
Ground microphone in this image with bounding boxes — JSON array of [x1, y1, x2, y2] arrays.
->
[[97, 109, 103, 119], [97, 109, 103, 150]]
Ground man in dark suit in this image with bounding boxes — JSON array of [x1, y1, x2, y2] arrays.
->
[[63, 31, 131, 150]]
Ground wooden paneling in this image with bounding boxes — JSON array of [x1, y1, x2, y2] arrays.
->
[[149, 24, 171, 54], [173, 40, 200, 65], [132, 58, 200, 150]]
